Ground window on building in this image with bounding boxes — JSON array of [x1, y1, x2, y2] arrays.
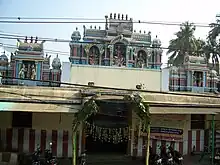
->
[[191, 114, 205, 130], [12, 112, 32, 128]]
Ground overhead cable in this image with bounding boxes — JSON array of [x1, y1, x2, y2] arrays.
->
[[0, 20, 212, 27], [0, 34, 208, 54], [0, 75, 219, 98]]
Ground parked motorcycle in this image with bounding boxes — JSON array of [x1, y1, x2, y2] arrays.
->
[[160, 145, 174, 165], [78, 151, 87, 165], [168, 145, 183, 165], [32, 144, 42, 165], [142, 146, 162, 165], [44, 142, 58, 165], [210, 149, 220, 165]]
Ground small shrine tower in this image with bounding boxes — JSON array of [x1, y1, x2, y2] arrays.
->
[[15, 36, 45, 84], [0, 37, 62, 86]]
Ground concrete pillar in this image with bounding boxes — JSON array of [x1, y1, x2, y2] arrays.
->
[[183, 114, 191, 155]]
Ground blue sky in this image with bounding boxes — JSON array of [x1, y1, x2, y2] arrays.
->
[[0, 0, 220, 65]]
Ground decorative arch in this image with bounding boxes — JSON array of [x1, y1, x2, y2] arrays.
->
[[136, 49, 148, 68], [88, 45, 100, 65], [84, 44, 96, 54], [110, 35, 129, 45]]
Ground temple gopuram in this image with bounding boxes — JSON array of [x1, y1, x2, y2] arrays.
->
[[69, 13, 163, 69], [0, 37, 61, 86], [169, 53, 219, 93]]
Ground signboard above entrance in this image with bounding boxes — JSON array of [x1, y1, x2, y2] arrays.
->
[[141, 127, 184, 142]]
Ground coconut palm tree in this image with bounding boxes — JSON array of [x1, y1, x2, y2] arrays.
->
[[209, 18, 220, 41], [167, 22, 197, 66], [207, 18, 220, 72], [194, 38, 206, 56]]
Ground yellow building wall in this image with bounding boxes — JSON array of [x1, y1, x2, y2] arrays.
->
[[32, 112, 74, 130], [70, 65, 161, 91], [0, 112, 12, 128], [0, 112, 75, 130], [206, 114, 220, 129]]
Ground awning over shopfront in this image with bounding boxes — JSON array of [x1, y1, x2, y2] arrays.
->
[[0, 102, 81, 113]]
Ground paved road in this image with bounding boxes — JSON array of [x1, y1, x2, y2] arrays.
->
[[184, 155, 211, 165], [57, 156, 211, 165]]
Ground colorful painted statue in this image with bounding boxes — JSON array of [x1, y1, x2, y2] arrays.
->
[[31, 65, 36, 80], [19, 64, 26, 79]]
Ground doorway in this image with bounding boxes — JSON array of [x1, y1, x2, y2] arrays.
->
[[85, 100, 129, 155]]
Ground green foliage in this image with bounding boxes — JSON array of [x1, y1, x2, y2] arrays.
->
[[167, 19, 220, 67], [124, 94, 150, 128], [72, 97, 99, 132], [167, 22, 197, 66]]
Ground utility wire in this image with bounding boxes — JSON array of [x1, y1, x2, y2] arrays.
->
[[0, 16, 211, 25], [0, 88, 220, 121], [1, 97, 220, 109], [0, 18, 212, 28], [0, 34, 208, 54], [0, 17, 104, 21], [0, 75, 219, 98], [1, 43, 70, 56]]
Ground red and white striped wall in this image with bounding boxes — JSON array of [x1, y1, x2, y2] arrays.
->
[[0, 128, 206, 157], [0, 128, 73, 158], [187, 130, 205, 154], [132, 130, 205, 157]]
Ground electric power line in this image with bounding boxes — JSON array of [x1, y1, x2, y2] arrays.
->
[[1, 43, 70, 56], [0, 75, 220, 98], [0, 17, 212, 28], [0, 17, 104, 21], [0, 33, 209, 54], [0, 88, 220, 121]]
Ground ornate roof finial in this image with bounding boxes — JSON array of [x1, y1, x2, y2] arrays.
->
[[76, 27, 78, 30], [24, 36, 28, 43], [139, 30, 141, 33], [30, 36, 33, 43], [126, 14, 128, 20], [35, 36, 38, 43], [122, 14, 124, 20], [156, 35, 157, 38], [114, 13, 116, 19], [144, 31, 146, 34], [94, 26, 96, 29], [83, 25, 86, 37], [110, 13, 112, 19], [118, 13, 120, 20]]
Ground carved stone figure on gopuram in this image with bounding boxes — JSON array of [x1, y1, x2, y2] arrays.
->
[[69, 13, 162, 70]]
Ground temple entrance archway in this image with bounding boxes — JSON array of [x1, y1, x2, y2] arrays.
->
[[85, 99, 129, 154]]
